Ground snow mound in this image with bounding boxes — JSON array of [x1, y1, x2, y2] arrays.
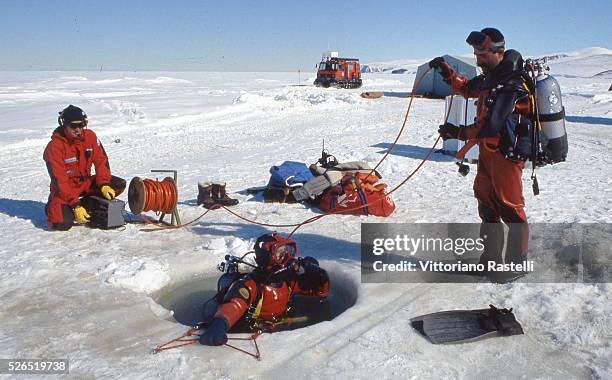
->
[[145, 76, 192, 84], [58, 75, 88, 81], [204, 236, 252, 256], [87, 78, 129, 85], [96, 99, 147, 124], [564, 47, 612, 58], [273, 88, 358, 106], [200, 237, 260, 272], [99, 258, 171, 294], [362, 78, 405, 87], [116, 101, 146, 122], [204, 237, 228, 252], [593, 94, 612, 104], [233, 87, 360, 110], [226, 236, 250, 253], [202, 89, 228, 96]]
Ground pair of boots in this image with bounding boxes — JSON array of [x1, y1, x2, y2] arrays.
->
[[197, 182, 239, 209]]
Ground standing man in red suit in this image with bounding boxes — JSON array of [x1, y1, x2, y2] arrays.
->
[[429, 28, 532, 270]]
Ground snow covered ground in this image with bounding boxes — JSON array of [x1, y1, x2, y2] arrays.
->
[[1, 48, 611, 379]]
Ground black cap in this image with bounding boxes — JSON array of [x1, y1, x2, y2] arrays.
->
[[58, 105, 87, 126]]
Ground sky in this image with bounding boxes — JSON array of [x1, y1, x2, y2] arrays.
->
[[0, 0, 610, 71]]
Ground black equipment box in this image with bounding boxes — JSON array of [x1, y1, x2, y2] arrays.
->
[[81, 196, 125, 229]]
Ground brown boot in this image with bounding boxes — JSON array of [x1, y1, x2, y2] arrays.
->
[[197, 182, 220, 209], [211, 182, 239, 207]]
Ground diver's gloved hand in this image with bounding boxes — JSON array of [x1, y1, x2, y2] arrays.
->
[[299, 256, 320, 268], [287, 258, 301, 273], [299, 256, 329, 296], [428, 57, 452, 78], [291, 256, 319, 273], [199, 318, 228, 346], [100, 185, 116, 200], [438, 123, 461, 140], [73, 205, 90, 224]]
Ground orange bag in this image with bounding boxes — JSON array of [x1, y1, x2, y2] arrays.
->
[[318, 173, 395, 217]]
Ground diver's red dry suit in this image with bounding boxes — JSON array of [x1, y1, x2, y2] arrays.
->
[[215, 257, 330, 331], [442, 50, 531, 264]]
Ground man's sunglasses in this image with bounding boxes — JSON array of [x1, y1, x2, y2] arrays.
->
[[67, 120, 87, 129]]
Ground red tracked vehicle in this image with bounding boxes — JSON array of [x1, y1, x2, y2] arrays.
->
[[314, 51, 362, 89]]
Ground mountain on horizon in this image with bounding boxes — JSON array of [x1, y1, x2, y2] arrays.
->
[[362, 47, 612, 78]]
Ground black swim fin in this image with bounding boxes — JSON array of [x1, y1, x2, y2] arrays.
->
[[410, 305, 524, 344]]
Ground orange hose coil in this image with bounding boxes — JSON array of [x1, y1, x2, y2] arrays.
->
[[142, 178, 178, 214]]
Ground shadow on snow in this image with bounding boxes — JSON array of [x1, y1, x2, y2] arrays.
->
[[0, 198, 48, 229], [371, 142, 455, 162]]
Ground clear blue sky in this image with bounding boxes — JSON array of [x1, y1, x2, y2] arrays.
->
[[1, 0, 610, 71]]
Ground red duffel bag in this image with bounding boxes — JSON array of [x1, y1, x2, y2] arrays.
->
[[318, 173, 395, 217]]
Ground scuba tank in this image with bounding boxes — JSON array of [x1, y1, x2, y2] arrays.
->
[[216, 254, 244, 295], [527, 59, 568, 164]]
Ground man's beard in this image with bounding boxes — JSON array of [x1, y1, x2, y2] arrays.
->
[[478, 63, 491, 74]]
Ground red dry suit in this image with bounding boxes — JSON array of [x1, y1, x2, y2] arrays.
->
[[43, 127, 116, 226], [442, 50, 532, 264], [215, 258, 330, 331]]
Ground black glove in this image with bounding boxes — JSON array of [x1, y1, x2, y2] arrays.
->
[[428, 57, 452, 78], [298, 256, 329, 293], [299, 256, 319, 268], [438, 123, 461, 140], [289, 256, 318, 274], [198, 318, 228, 346]]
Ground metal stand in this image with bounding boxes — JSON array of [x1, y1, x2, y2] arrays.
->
[[151, 169, 181, 226]]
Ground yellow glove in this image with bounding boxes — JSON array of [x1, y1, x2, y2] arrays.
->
[[100, 185, 116, 200], [73, 206, 91, 224]]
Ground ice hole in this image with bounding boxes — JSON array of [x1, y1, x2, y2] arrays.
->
[[152, 266, 358, 328]]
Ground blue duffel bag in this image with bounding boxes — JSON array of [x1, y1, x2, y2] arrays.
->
[[267, 161, 315, 188]]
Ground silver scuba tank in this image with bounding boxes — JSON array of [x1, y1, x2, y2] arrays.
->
[[532, 59, 568, 163]]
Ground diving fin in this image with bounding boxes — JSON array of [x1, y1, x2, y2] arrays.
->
[[410, 305, 524, 344]]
